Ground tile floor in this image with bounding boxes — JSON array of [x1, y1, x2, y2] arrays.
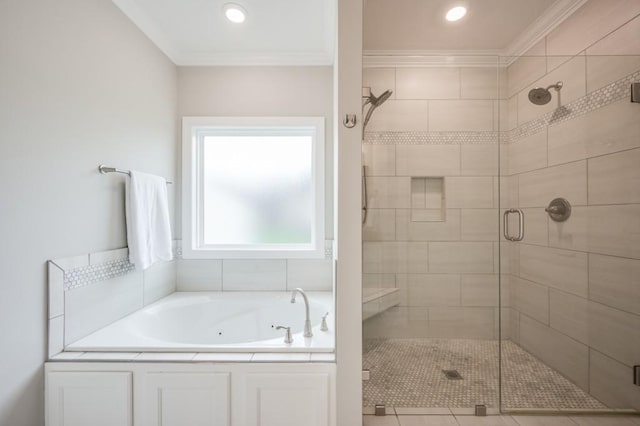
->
[[363, 414, 640, 426], [363, 339, 605, 409]]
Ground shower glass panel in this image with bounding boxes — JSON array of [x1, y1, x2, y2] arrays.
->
[[361, 55, 503, 410], [498, 53, 640, 413]]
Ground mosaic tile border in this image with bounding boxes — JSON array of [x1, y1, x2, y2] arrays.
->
[[363, 69, 640, 146], [63, 257, 135, 291]]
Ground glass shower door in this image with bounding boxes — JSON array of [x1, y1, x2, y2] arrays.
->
[[498, 52, 640, 412]]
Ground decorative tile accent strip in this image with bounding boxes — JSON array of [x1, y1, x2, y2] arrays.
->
[[508, 69, 640, 143], [63, 257, 135, 291], [364, 131, 499, 145], [364, 69, 640, 146]]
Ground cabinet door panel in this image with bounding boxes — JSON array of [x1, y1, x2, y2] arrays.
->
[[144, 372, 230, 426], [246, 373, 329, 426], [47, 372, 132, 426]]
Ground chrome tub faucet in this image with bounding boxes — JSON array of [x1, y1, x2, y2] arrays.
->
[[290, 288, 313, 337]]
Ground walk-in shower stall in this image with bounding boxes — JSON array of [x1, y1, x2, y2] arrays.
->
[[360, 33, 640, 413]]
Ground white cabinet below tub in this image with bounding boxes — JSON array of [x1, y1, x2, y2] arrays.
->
[[143, 372, 231, 426], [46, 372, 133, 426], [245, 373, 330, 426]]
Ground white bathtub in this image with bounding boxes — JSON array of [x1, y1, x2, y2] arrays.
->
[[66, 291, 334, 353]]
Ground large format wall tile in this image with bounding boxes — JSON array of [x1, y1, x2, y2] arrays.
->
[[520, 208, 548, 246], [367, 177, 411, 208], [286, 259, 333, 291], [143, 261, 176, 305], [549, 289, 588, 344], [461, 209, 498, 241], [396, 209, 460, 242], [177, 260, 222, 291], [461, 144, 498, 176], [363, 209, 396, 241], [588, 148, 640, 205], [396, 68, 460, 99], [586, 300, 640, 367], [396, 274, 461, 307], [545, 0, 640, 57], [519, 315, 589, 390], [428, 307, 495, 339], [507, 40, 547, 98], [365, 100, 429, 132], [547, 99, 640, 165], [363, 68, 396, 100], [461, 274, 499, 307], [587, 204, 640, 259], [363, 144, 396, 176], [65, 271, 144, 344], [222, 260, 287, 291], [512, 277, 549, 325], [589, 350, 640, 410], [589, 253, 640, 316], [518, 160, 587, 208], [428, 100, 494, 132], [517, 55, 586, 126], [508, 131, 547, 175], [445, 177, 494, 208], [363, 242, 429, 274], [548, 206, 588, 252], [428, 242, 494, 273], [395, 144, 460, 176], [460, 67, 499, 100], [519, 244, 588, 297]]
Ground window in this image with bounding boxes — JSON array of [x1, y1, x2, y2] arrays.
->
[[182, 117, 325, 258]]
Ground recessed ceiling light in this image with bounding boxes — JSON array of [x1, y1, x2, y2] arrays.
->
[[445, 6, 467, 22], [223, 3, 247, 23]]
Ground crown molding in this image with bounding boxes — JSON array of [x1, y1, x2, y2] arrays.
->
[[363, 0, 588, 68], [504, 0, 588, 58]]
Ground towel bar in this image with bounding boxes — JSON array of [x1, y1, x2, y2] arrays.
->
[[98, 165, 173, 184]]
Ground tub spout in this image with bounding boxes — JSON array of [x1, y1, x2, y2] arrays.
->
[[290, 288, 313, 338]]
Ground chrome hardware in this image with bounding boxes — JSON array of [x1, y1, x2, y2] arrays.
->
[[320, 312, 329, 331], [98, 164, 173, 184], [503, 209, 525, 241], [275, 325, 293, 344], [290, 288, 313, 337], [632, 83, 640, 103], [545, 198, 571, 222], [343, 114, 357, 128]]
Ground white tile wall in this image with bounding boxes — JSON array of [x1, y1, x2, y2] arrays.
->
[[363, 68, 396, 100], [395, 144, 460, 176], [286, 259, 333, 291], [589, 253, 640, 316], [518, 160, 587, 208], [460, 144, 498, 176], [177, 259, 223, 291], [364, 209, 397, 241], [460, 67, 499, 100], [396, 209, 460, 242], [365, 100, 429, 132], [428, 242, 494, 273], [143, 260, 176, 305], [367, 177, 411, 208], [445, 177, 495, 208], [587, 204, 640, 259], [363, 144, 396, 176], [588, 148, 640, 205], [222, 260, 287, 291], [519, 244, 588, 297]]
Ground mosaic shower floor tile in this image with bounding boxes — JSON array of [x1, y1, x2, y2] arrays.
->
[[363, 339, 606, 410]]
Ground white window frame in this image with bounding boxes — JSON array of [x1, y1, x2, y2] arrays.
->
[[182, 116, 325, 259]]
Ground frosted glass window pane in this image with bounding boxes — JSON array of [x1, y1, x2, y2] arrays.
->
[[202, 135, 313, 245]]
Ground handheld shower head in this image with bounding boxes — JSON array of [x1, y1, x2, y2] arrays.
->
[[528, 81, 563, 105], [363, 89, 393, 131]]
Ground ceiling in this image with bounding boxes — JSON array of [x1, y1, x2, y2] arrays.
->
[[113, 0, 582, 66], [112, 0, 336, 66], [364, 0, 558, 52]]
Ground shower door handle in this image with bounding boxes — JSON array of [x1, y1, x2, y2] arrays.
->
[[503, 209, 524, 241]]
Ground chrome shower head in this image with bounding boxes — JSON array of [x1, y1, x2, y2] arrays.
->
[[363, 89, 393, 131], [528, 81, 563, 105]]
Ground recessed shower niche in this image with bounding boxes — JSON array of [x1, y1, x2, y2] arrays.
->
[[410, 177, 445, 222]]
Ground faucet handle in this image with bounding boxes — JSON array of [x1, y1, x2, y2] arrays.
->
[[275, 325, 293, 344], [320, 312, 329, 332]]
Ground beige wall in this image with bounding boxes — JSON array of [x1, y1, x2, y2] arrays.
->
[[0, 1, 177, 424], [175, 66, 335, 292], [503, 1, 640, 409]]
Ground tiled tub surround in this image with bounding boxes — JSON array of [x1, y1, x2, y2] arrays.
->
[[362, 64, 504, 342], [49, 241, 334, 359], [500, 9, 640, 411]]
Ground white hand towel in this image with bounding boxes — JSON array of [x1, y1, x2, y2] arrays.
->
[[125, 171, 172, 270]]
